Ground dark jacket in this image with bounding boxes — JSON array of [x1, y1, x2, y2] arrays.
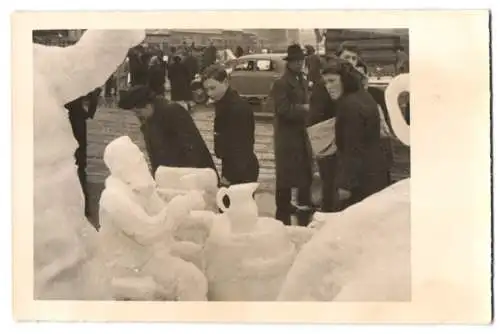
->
[[183, 55, 199, 80], [335, 90, 389, 200], [148, 58, 166, 95], [141, 98, 217, 175], [308, 81, 337, 126], [202, 45, 217, 69], [271, 68, 313, 188], [305, 53, 322, 85], [214, 88, 259, 184], [167, 59, 192, 102]]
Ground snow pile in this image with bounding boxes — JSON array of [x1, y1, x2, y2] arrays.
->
[[33, 30, 145, 300], [278, 179, 411, 301]]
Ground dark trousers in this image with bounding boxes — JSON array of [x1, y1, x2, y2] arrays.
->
[[317, 154, 340, 212], [275, 186, 312, 226], [68, 107, 89, 217]]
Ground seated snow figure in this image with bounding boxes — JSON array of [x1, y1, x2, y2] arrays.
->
[[155, 166, 219, 211], [33, 29, 146, 300], [98, 136, 208, 301], [203, 182, 301, 301]]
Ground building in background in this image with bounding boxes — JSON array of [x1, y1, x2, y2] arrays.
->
[[243, 29, 300, 51]]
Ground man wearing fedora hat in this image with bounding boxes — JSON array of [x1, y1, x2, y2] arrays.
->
[[270, 43, 314, 226]]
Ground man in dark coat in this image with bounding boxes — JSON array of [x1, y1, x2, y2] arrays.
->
[[183, 48, 199, 81], [168, 54, 192, 103], [64, 87, 101, 218], [127, 45, 149, 86], [305, 45, 322, 86], [118, 85, 217, 176], [202, 41, 217, 71], [202, 64, 259, 186], [270, 44, 313, 226]]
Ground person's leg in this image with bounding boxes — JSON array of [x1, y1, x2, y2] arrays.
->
[[317, 155, 338, 212], [275, 188, 292, 225], [296, 185, 313, 226]]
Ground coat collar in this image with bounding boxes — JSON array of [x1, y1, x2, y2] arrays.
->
[[214, 87, 237, 107], [284, 68, 307, 90]]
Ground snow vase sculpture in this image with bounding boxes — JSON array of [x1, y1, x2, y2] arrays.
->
[[99, 136, 208, 301], [204, 183, 297, 301], [33, 29, 145, 300]]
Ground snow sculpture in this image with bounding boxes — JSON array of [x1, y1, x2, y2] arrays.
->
[[155, 166, 219, 211], [385, 73, 410, 146], [33, 29, 145, 300], [99, 136, 208, 301], [203, 183, 302, 301]]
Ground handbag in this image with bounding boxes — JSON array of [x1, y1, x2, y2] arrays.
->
[[307, 117, 336, 158]]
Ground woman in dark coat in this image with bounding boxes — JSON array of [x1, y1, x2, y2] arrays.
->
[[167, 55, 192, 102], [201, 64, 259, 186], [118, 85, 217, 176], [271, 44, 313, 226], [334, 62, 390, 206]]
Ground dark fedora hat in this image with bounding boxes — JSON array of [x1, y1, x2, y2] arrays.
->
[[118, 85, 155, 110], [283, 44, 305, 61]]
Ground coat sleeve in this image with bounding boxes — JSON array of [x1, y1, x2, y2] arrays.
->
[[308, 83, 327, 126], [336, 102, 365, 189], [224, 103, 256, 176], [272, 79, 307, 122]]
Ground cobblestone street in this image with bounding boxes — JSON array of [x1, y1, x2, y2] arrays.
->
[[86, 98, 410, 226]]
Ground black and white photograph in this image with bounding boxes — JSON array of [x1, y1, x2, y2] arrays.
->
[[11, 10, 491, 323], [32, 27, 411, 302]]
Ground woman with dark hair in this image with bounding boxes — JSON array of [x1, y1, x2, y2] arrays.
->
[[333, 61, 390, 206]]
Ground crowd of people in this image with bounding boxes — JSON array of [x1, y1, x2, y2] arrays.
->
[[66, 38, 409, 228]]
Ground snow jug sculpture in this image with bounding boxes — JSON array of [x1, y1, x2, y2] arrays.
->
[[33, 29, 145, 300], [203, 183, 297, 301]]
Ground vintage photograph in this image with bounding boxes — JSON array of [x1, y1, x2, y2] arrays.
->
[[31, 27, 411, 302]]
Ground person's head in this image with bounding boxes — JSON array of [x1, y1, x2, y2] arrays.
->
[[336, 42, 360, 67], [118, 85, 157, 121], [321, 60, 364, 99], [201, 64, 230, 101], [284, 44, 306, 73], [305, 44, 315, 56], [395, 45, 405, 54]]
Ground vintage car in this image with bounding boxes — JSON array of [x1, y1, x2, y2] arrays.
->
[[190, 53, 288, 106], [227, 53, 287, 105]]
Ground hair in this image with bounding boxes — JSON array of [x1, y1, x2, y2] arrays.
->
[[201, 64, 228, 83], [321, 60, 363, 95], [336, 42, 360, 57], [356, 61, 368, 75]]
